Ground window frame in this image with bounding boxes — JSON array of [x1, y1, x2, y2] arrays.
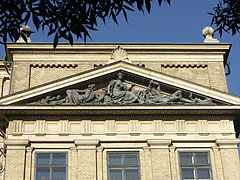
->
[[107, 151, 141, 180], [35, 151, 68, 180], [178, 151, 213, 180]]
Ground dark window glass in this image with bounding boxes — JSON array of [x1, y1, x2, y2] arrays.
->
[[179, 152, 212, 180], [37, 153, 50, 165], [52, 167, 66, 180], [180, 153, 193, 165], [125, 169, 139, 180], [197, 168, 211, 179], [108, 152, 140, 180], [52, 153, 66, 165], [109, 168, 122, 179], [109, 154, 122, 166], [36, 168, 50, 180], [36, 152, 67, 180], [125, 154, 138, 165], [195, 153, 209, 164], [182, 168, 194, 179]]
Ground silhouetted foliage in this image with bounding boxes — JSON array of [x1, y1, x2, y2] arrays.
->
[[0, 0, 171, 48], [0, 0, 239, 48], [209, 0, 240, 36]]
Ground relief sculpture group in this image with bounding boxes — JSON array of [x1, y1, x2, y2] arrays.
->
[[28, 72, 215, 105]]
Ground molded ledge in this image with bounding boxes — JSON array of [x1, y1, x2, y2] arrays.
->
[[216, 139, 240, 149], [4, 139, 29, 146], [74, 139, 99, 149], [147, 139, 172, 149]]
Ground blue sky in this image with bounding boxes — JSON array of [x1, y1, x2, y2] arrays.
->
[[0, 0, 239, 96]]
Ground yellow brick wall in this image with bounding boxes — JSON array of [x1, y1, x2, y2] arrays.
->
[[133, 61, 228, 92], [11, 61, 108, 93], [10, 60, 228, 93], [151, 149, 171, 180], [220, 148, 240, 179], [78, 149, 97, 180], [208, 62, 228, 92], [5, 149, 26, 180]]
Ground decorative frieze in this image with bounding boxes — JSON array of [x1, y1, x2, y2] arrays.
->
[[198, 120, 209, 136], [35, 120, 46, 136], [105, 120, 116, 136], [12, 120, 23, 136], [31, 64, 78, 68], [59, 120, 69, 136], [129, 120, 140, 136], [82, 120, 92, 135], [153, 120, 164, 136], [220, 120, 231, 135], [161, 64, 207, 68], [9, 119, 234, 137], [176, 120, 187, 136]]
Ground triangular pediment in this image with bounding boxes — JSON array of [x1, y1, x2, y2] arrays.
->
[[0, 61, 239, 106]]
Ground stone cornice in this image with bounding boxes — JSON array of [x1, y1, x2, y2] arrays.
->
[[6, 43, 231, 63], [0, 105, 239, 120]]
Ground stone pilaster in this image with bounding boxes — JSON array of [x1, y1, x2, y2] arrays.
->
[[142, 146, 152, 180], [25, 147, 33, 180], [74, 139, 99, 180], [70, 147, 78, 180], [97, 147, 103, 180], [169, 146, 178, 180], [147, 139, 171, 180], [4, 139, 29, 180], [216, 139, 240, 180], [211, 146, 224, 180]]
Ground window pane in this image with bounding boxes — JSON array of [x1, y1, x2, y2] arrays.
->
[[180, 153, 193, 165], [195, 153, 209, 164], [125, 169, 139, 180], [52, 167, 66, 180], [109, 168, 122, 180], [182, 168, 194, 179], [109, 154, 122, 165], [125, 154, 138, 165], [53, 153, 66, 165], [37, 153, 50, 165], [36, 167, 50, 180], [197, 168, 211, 179]]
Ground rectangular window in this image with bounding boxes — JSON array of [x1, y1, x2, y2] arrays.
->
[[179, 151, 212, 180], [35, 152, 67, 180], [108, 152, 141, 180]]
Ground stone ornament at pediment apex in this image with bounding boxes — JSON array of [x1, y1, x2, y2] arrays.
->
[[108, 46, 131, 64]]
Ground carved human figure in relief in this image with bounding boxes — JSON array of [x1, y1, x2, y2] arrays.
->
[[145, 80, 163, 103], [65, 84, 99, 104], [107, 72, 142, 104], [141, 80, 184, 104]]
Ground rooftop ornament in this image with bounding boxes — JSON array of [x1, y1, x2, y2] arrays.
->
[[202, 26, 219, 43], [16, 25, 33, 43], [109, 46, 131, 64]]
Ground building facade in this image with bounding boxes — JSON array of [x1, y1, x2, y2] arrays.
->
[[0, 34, 239, 180]]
